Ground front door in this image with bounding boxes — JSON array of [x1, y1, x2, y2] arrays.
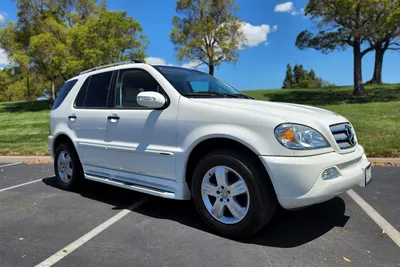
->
[[105, 68, 177, 180]]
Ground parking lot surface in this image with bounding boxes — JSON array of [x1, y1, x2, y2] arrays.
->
[[0, 162, 399, 267]]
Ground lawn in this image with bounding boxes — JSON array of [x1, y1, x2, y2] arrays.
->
[[0, 100, 51, 156], [0, 83, 399, 157]]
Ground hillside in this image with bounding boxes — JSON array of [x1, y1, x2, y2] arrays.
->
[[244, 83, 400, 105]]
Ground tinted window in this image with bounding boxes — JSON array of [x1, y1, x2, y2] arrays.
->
[[74, 78, 90, 108], [84, 71, 113, 108], [52, 79, 78, 110], [114, 69, 162, 108]]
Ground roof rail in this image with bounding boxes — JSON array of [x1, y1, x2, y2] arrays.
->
[[79, 59, 145, 75]]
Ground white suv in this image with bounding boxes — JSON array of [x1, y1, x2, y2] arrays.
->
[[48, 60, 372, 238]]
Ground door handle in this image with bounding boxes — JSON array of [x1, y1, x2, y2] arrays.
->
[[68, 115, 77, 121], [107, 115, 120, 121]]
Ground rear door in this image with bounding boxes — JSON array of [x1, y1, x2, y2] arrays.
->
[[69, 71, 115, 169]]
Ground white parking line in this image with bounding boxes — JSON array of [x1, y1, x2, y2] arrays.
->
[[347, 189, 400, 247], [0, 162, 22, 168], [34, 197, 148, 267], [0, 178, 43, 192]]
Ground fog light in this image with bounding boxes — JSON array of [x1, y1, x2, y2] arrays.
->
[[321, 167, 341, 180]]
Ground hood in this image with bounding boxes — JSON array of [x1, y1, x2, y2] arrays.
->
[[191, 98, 348, 126]]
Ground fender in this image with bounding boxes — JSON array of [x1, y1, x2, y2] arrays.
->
[[174, 124, 293, 183]]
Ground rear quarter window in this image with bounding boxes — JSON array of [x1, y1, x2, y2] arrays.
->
[[52, 79, 78, 110]]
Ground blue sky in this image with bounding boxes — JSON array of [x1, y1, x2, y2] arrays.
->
[[0, 0, 399, 90]]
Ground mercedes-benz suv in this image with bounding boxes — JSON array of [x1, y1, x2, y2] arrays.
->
[[48, 60, 372, 238]]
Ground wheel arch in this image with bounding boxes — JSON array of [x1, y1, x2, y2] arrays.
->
[[184, 137, 269, 189], [52, 133, 78, 156]]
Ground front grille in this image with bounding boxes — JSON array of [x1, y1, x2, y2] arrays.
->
[[329, 123, 357, 150]]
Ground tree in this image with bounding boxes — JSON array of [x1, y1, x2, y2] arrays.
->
[[282, 64, 324, 89], [29, 19, 68, 99], [308, 69, 316, 80], [170, 0, 245, 75], [282, 64, 295, 88], [65, 9, 148, 77], [295, 0, 380, 95], [0, 0, 148, 101], [366, 0, 400, 84], [293, 64, 307, 88], [0, 21, 33, 99]]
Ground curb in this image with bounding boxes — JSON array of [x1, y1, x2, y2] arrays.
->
[[0, 156, 52, 163], [368, 158, 400, 164], [1, 156, 399, 164]]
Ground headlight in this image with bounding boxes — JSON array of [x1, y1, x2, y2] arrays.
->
[[274, 123, 330, 150]]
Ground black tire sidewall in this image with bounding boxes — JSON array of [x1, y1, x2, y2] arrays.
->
[[54, 143, 83, 191], [191, 150, 275, 238]]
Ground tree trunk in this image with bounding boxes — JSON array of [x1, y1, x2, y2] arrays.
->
[[368, 47, 384, 84], [353, 42, 365, 95], [26, 69, 30, 100], [51, 79, 56, 100], [209, 65, 214, 76], [8, 86, 11, 101]]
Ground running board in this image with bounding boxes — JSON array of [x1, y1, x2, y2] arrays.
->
[[85, 174, 176, 199]]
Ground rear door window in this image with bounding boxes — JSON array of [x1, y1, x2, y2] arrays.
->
[[74, 71, 114, 109]]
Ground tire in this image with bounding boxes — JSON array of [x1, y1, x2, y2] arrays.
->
[[54, 142, 84, 191], [191, 149, 277, 238]]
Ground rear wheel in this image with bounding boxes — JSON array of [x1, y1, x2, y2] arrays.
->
[[54, 142, 84, 191], [191, 150, 276, 238]]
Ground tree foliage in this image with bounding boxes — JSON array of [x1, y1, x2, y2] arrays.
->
[[295, 0, 383, 95], [366, 0, 400, 84], [170, 0, 245, 75], [282, 64, 328, 89], [282, 64, 295, 88], [0, 0, 148, 101]]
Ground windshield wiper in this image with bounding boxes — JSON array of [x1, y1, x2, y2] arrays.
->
[[182, 92, 240, 98], [232, 93, 253, 99]]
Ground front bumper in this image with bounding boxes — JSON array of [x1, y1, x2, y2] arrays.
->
[[260, 145, 371, 209]]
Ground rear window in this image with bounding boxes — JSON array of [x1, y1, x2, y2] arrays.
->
[[52, 79, 78, 110]]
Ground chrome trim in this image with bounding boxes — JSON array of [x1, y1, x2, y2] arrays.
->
[[329, 123, 357, 150], [337, 157, 363, 170], [85, 174, 176, 199], [106, 145, 174, 156]]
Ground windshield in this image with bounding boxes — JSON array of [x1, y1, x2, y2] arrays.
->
[[153, 66, 249, 98]]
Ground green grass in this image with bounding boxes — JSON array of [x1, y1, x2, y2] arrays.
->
[[0, 100, 51, 156], [245, 83, 400, 105], [320, 102, 400, 158], [0, 83, 399, 157]]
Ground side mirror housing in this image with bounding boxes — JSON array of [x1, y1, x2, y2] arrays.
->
[[137, 91, 166, 109]]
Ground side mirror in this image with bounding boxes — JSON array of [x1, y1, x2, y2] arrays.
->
[[137, 91, 166, 109]]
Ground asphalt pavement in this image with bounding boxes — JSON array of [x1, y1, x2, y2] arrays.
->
[[0, 162, 399, 267]]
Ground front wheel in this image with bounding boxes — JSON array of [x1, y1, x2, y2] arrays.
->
[[191, 150, 277, 238]]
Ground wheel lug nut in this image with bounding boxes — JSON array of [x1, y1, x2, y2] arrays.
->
[[217, 191, 220, 194], [227, 190, 230, 194], [221, 186, 224, 189], [220, 198, 223, 202]]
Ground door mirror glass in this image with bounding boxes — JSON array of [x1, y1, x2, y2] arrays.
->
[[137, 92, 166, 109]]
